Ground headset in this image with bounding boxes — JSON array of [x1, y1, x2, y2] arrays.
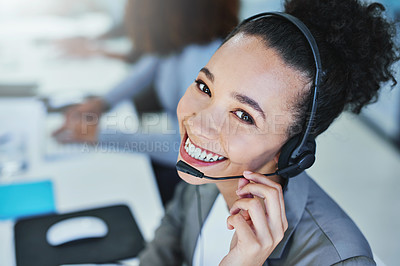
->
[[177, 12, 322, 180]]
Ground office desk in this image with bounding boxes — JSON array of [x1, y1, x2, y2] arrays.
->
[[0, 13, 164, 265], [0, 152, 164, 266]]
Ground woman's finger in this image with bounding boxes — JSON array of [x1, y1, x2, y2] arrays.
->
[[230, 198, 272, 242], [227, 213, 258, 246], [236, 178, 252, 199], [237, 178, 250, 191], [243, 171, 288, 230], [236, 183, 281, 219], [236, 182, 287, 240]]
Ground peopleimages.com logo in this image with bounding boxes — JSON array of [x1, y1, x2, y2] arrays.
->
[[79, 110, 310, 137]]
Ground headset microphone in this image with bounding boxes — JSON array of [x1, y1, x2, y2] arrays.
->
[[176, 159, 313, 181]]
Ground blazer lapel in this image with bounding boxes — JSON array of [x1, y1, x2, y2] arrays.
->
[[182, 183, 219, 265]]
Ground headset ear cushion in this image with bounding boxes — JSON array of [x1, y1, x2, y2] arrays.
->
[[278, 135, 316, 178], [278, 135, 301, 172]]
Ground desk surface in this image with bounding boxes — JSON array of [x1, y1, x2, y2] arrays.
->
[[0, 15, 163, 264], [0, 152, 164, 266]]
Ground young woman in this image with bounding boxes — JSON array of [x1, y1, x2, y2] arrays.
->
[[53, 0, 239, 205], [138, 0, 398, 265]]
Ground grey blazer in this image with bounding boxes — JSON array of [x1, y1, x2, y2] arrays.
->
[[139, 172, 376, 265]]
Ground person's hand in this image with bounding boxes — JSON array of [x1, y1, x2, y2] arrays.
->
[[54, 37, 101, 58], [52, 97, 106, 144], [220, 172, 288, 266]]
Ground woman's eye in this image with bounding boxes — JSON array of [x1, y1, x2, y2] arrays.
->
[[195, 80, 211, 97], [233, 110, 254, 124]]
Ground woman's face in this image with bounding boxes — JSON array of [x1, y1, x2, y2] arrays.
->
[[177, 33, 309, 184]]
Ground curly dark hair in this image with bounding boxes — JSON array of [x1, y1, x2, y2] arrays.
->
[[224, 0, 399, 138], [125, 0, 239, 57]]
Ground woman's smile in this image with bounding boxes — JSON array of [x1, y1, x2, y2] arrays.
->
[[179, 132, 227, 167]]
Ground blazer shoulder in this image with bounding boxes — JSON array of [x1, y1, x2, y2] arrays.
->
[[304, 176, 374, 263]]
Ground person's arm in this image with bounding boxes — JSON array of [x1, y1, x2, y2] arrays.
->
[[104, 54, 160, 107], [53, 55, 160, 144], [138, 182, 187, 266]]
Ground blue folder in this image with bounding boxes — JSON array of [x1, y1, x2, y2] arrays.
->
[[0, 180, 56, 220]]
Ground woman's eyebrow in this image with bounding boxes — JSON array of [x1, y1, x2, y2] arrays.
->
[[200, 67, 214, 82], [231, 93, 266, 120]]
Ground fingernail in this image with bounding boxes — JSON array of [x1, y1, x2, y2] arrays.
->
[[243, 171, 252, 176]]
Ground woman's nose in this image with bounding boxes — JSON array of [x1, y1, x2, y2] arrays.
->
[[186, 109, 221, 139]]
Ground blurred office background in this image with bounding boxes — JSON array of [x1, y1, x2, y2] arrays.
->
[[0, 0, 399, 265]]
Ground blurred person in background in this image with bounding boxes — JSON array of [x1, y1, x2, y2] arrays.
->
[[53, 0, 240, 206]]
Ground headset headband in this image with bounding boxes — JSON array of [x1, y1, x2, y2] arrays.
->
[[176, 12, 323, 181], [240, 12, 322, 157]]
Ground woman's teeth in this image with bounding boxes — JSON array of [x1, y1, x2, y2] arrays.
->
[[184, 137, 225, 162]]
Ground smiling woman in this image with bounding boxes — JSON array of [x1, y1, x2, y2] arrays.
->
[[138, 0, 399, 265], [177, 37, 299, 185]]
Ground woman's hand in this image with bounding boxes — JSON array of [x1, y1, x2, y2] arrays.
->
[[52, 97, 106, 144], [220, 171, 288, 266]]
